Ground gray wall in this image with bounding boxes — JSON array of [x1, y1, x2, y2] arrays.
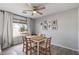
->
[[30, 19, 36, 35], [34, 8, 78, 51]]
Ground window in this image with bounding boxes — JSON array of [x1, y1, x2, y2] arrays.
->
[[13, 23, 27, 37]]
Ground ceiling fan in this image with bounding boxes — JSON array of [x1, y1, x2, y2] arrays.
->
[[23, 3, 45, 16]]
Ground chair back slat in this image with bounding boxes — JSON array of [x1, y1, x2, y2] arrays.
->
[[22, 35, 33, 54], [46, 37, 51, 48]]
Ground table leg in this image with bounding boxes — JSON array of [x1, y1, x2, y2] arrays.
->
[[37, 42, 39, 55]]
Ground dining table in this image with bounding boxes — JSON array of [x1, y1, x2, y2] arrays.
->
[[26, 35, 47, 55]]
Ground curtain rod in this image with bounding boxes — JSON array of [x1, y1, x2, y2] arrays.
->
[[0, 9, 28, 18]]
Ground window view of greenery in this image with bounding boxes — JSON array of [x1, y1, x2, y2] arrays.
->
[[13, 23, 28, 37], [19, 24, 28, 32]]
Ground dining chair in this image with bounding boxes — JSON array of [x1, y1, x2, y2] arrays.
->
[[39, 37, 51, 55], [22, 36, 29, 54], [22, 36, 31, 54], [22, 36, 37, 55]]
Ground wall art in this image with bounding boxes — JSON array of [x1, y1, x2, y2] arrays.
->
[[40, 19, 58, 30]]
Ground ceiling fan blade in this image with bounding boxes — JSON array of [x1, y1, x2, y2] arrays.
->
[[33, 6, 38, 8], [36, 11, 43, 15], [36, 7, 45, 10], [26, 3, 34, 9], [24, 10, 33, 11], [23, 10, 32, 14], [36, 4, 44, 8]]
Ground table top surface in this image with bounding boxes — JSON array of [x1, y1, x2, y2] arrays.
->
[[26, 35, 47, 42]]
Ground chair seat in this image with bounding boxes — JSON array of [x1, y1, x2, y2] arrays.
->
[[40, 44, 49, 48], [39, 37, 51, 55], [24, 42, 37, 49]]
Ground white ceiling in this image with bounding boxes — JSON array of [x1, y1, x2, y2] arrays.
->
[[0, 3, 79, 19]]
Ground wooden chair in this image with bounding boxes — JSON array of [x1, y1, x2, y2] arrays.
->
[[22, 36, 37, 55], [39, 37, 51, 55], [22, 36, 32, 55], [22, 36, 26, 52]]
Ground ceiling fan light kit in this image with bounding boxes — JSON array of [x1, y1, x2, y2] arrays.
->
[[33, 11, 37, 14], [23, 3, 45, 16]]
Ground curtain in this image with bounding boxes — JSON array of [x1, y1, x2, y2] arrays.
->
[[2, 12, 13, 49], [0, 11, 4, 49], [0, 11, 31, 49]]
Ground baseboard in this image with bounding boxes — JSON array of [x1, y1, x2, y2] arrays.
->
[[52, 43, 78, 52]]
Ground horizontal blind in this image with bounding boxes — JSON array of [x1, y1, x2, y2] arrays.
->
[[13, 18, 27, 24], [13, 15, 27, 24]]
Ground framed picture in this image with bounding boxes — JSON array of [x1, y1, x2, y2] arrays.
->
[[41, 20, 48, 30], [43, 25, 48, 30], [52, 20, 57, 26], [40, 19, 58, 30], [51, 19, 58, 30]]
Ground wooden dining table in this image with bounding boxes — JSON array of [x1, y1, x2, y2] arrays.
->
[[26, 35, 47, 55]]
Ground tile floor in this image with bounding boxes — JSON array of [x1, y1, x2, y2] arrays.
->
[[1, 44, 79, 55]]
